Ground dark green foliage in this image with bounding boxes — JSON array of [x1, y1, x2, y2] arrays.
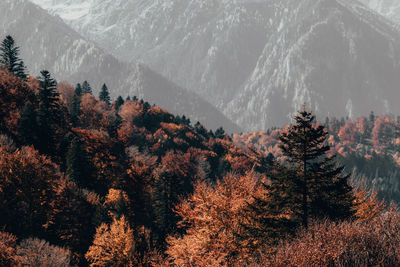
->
[[66, 137, 92, 188], [115, 96, 124, 111], [75, 83, 83, 97], [244, 165, 299, 246], [174, 115, 191, 126], [278, 108, 355, 227], [0, 35, 27, 79], [82, 81, 92, 95], [215, 127, 225, 139], [99, 83, 111, 106], [70, 85, 83, 127], [19, 102, 37, 145], [36, 71, 60, 154]]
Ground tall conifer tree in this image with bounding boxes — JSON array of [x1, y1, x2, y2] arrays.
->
[[99, 83, 111, 105], [82, 81, 92, 95], [0, 35, 27, 79], [278, 107, 354, 228], [36, 70, 60, 154]]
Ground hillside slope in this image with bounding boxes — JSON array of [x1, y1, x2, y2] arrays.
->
[[1, 0, 241, 132]]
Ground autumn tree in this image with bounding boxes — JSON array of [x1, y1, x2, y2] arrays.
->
[[152, 151, 195, 246], [45, 179, 97, 265], [277, 107, 355, 228], [0, 232, 19, 266], [0, 35, 27, 79], [16, 238, 71, 267], [85, 216, 135, 267], [166, 172, 264, 266], [0, 145, 58, 237]]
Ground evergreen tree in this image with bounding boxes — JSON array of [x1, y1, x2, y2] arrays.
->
[[36, 70, 60, 154], [215, 127, 225, 139], [66, 137, 91, 188], [75, 83, 83, 97], [278, 107, 355, 228], [99, 83, 111, 105], [70, 85, 83, 127], [115, 96, 124, 111], [0, 35, 27, 79], [19, 102, 37, 145], [82, 81, 92, 95]]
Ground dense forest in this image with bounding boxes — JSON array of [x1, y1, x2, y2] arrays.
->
[[0, 35, 400, 266], [234, 112, 400, 204]]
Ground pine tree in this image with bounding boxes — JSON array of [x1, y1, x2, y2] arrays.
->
[[36, 70, 60, 154], [82, 81, 92, 95], [243, 165, 299, 246], [215, 127, 225, 139], [99, 83, 111, 105], [0, 35, 27, 79], [70, 84, 83, 127], [66, 137, 91, 188], [115, 96, 124, 111], [19, 102, 38, 145], [278, 107, 354, 228]]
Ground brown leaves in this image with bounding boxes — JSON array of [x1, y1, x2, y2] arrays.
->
[[85, 216, 135, 267], [166, 172, 263, 266]]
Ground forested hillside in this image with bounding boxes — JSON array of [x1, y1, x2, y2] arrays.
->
[[0, 36, 400, 266], [234, 113, 400, 204]]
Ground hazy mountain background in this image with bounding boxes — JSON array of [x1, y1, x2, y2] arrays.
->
[[28, 0, 400, 131], [360, 0, 400, 24], [0, 0, 241, 133]]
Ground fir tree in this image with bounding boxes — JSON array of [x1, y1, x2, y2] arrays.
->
[[75, 83, 83, 97], [0, 35, 27, 79], [215, 127, 225, 139], [36, 70, 60, 154], [19, 102, 38, 145], [70, 85, 83, 127], [66, 137, 91, 188], [99, 83, 111, 105], [115, 96, 124, 111], [82, 81, 92, 95], [278, 107, 355, 228]]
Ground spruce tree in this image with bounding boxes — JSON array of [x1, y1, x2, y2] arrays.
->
[[36, 70, 60, 154], [66, 137, 91, 188], [99, 83, 111, 105], [115, 96, 124, 111], [278, 107, 354, 228], [82, 81, 92, 95], [19, 102, 38, 145], [0, 35, 27, 79]]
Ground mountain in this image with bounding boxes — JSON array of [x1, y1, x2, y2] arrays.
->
[[0, 0, 241, 133], [31, 0, 400, 131], [359, 0, 400, 24]]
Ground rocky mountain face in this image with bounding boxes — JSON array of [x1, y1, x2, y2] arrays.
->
[[30, 0, 400, 131], [1, 0, 240, 133], [359, 0, 400, 24]]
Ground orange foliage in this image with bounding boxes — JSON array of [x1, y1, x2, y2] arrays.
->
[[58, 82, 75, 109], [79, 94, 112, 129], [0, 69, 36, 134], [85, 216, 135, 267], [0, 145, 59, 235], [166, 172, 264, 266], [262, 210, 400, 266]]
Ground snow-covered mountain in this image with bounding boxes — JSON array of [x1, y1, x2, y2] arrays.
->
[[30, 0, 400, 130], [1, 0, 240, 133], [359, 0, 400, 24]]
